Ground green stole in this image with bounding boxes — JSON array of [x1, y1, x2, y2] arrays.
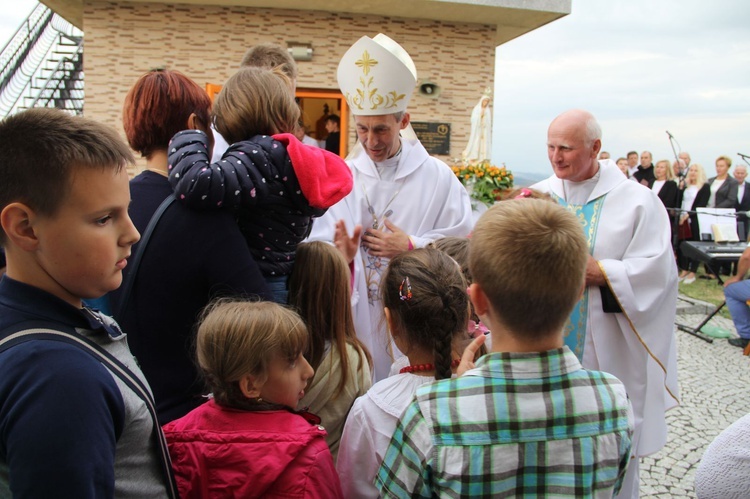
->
[[552, 192, 606, 360]]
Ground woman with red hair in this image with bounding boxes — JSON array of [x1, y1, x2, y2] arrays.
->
[[109, 69, 270, 424]]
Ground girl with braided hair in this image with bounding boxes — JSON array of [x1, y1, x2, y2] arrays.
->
[[336, 248, 469, 498]]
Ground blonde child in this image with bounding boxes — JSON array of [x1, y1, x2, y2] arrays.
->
[[376, 200, 633, 497], [162, 300, 343, 498], [336, 248, 469, 498], [288, 241, 373, 459], [168, 67, 352, 303]]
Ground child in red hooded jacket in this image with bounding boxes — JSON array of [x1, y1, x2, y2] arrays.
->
[[168, 66, 352, 303], [163, 299, 343, 499]]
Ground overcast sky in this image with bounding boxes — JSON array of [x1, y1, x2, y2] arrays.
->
[[2, 0, 748, 178], [1, 0, 37, 44], [493, 0, 750, 176]]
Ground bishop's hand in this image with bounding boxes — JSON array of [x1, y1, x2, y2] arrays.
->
[[362, 219, 411, 258]]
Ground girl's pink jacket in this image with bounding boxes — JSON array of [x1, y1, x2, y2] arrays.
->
[[163, 399, 343, 498]]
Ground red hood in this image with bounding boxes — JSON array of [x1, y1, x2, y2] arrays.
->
[[273, 133, 352, 209]]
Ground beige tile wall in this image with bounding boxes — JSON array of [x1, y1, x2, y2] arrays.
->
[[83, 0, 496, 174]]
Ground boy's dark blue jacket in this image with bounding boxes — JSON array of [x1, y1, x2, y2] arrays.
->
[[0, 277, 165, 497]]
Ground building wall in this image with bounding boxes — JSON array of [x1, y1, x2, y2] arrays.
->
[[83, 0, 496, 173]]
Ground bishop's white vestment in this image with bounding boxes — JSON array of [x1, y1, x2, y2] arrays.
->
[[308, 138, 473, 381]]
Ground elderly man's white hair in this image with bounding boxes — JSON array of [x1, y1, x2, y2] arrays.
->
[[583, 113, 602, 146]]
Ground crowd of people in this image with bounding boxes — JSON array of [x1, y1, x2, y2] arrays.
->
[[603, 149, 749, 285], [600, 145, 750, 353], [0, 32, 745, 498]]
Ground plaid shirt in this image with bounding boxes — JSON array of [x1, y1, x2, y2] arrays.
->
[[376, 347, 633, 498]]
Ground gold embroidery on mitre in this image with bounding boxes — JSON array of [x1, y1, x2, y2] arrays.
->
[[346, 50, 407, 111], [356, 50, 378, 75]]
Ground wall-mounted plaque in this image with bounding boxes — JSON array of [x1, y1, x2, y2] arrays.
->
[[411, 121, 450, 155]]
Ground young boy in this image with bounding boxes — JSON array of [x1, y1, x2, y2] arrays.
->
[[376, 199, 633, 497], [0, 108, 170, 497]]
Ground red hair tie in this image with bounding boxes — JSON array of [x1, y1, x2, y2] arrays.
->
[[514, 188, 532, 199]]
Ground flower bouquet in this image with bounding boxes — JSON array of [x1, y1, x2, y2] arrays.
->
[[451, 160, 513, 207]]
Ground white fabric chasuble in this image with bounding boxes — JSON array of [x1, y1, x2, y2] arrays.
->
[[307, 138, 473, 381]]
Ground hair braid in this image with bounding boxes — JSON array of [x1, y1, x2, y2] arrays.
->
[[432, 312, 454, 380], [433, 285, 464, 380]]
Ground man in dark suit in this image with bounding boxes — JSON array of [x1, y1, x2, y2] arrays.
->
[[632, 150, 655, 186], [734, 164, 750, 240], [324, 114, 341, 156]]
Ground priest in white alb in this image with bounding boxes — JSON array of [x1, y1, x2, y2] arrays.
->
[[307, 34, 473, 381], [534, 109, 679, 499]]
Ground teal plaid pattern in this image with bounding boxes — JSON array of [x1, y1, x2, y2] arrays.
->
[[376, 348, 633, 498]]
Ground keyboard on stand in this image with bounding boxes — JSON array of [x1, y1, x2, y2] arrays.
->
[[675, 241, 747, 344], [681, 241, 746, 263]]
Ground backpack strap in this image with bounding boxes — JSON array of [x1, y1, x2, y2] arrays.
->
[[113, 193, 176, 318], [0, 327, 179, 499]]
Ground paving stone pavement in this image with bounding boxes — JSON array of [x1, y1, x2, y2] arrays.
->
[[638, 298, 750, 498]]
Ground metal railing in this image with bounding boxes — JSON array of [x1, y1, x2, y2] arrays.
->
[[0, 2, 84, 117], [25, 34, 83, 113]]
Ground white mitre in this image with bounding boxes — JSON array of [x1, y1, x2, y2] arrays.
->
[[337, 34, 418, 116]]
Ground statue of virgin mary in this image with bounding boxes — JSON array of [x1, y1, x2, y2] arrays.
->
[[461, 89, 492, 163]]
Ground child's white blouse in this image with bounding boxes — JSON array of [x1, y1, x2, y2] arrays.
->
[[336, 373, 433, 499]]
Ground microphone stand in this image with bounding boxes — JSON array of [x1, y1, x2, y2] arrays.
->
[[667, 131, 685, 253], [667, 131, 686, 183]]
